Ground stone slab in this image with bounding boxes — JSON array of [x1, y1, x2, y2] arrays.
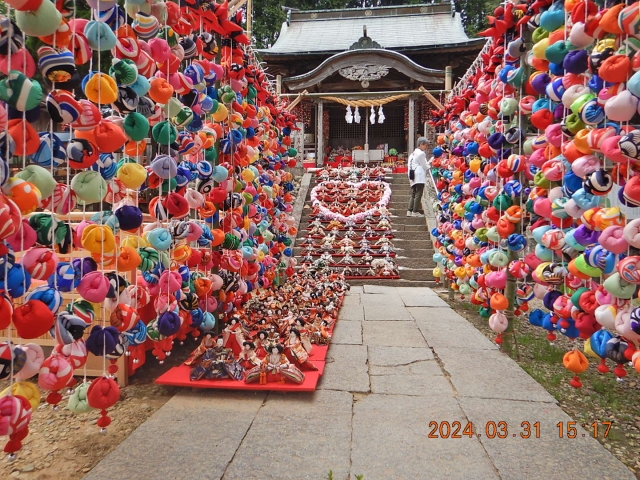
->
[[459, 397, 636, 480], [338, 304, 364, 321], [319, 344, 369, 393], [415, 317, 498, 350], [352, 394, 498, 480], [360, 293, 406, 308], [83, 391, 266, 480], [363, 304, 414, 321], [362, 285, 398, 294], [224, 390, 353, 480], [347, 286, 364, 294], [341, 294, 361, 308], [369, 359, 441, 376], [400, 293, 449, 307], [331, 320, 362, 345], [363, 321, 428, 348], [368, 345, 434, 366], [370, 362, 453, 396], [407, 307, 469, 323], [437, 348, 556, 403]]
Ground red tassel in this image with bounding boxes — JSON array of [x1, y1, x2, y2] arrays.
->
[[46, 391, 63, 406], [96, 410, 111, 429], [495, 333, 503, 345], [108, 360, 119, 375], [569, 375, 582, 389], [4, 427, 29, 454], [623, 343, 636, 362], [597, 358, 609, 374], [613, 363, 627, 379], [546, 332, 556, 342]]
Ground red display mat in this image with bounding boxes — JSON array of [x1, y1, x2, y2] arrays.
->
[[345, 275, 400, 279], [156, 364, 323, 392], [154, 334, 332, 391], [311, 218, 383, 224], [306, 227, 389, 232], [304, 252, 396, 258], [301, 234, 394, 240]]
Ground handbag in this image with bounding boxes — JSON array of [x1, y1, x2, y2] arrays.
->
[[408, 153, 415, 180]]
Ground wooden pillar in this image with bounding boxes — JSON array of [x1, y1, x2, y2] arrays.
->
[[408, 96, 415, 155], [247, 0, 253, 42], [317, 100, 324, 166], [276, 75, 282, 95], [445, 66, 453, 91]]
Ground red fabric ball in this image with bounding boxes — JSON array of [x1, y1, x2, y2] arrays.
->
[[12, 300, 55, 339], [87, 377, 120, 410]]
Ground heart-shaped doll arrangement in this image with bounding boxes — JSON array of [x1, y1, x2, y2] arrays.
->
[[310, 181, 392, 223]]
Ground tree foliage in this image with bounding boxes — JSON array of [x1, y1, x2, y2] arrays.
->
[[454, 0, 502, 37]]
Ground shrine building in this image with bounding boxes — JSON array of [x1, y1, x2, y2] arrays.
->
[[257, 1, 486, 168]]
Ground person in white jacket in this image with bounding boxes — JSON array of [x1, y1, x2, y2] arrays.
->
[[407, 137, 429, 217]]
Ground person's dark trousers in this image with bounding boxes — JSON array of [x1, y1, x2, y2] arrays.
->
[[408, 183, 425, 213]]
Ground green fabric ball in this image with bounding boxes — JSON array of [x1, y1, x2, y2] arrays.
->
[[152, 120, 178, 145], [71, 171, 107, 204], [123, 112, 149, 141], [205, 146, 218, 162], [16, 165, 56, 199]]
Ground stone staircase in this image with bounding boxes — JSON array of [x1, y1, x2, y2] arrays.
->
[[295, 173, 437, 288]]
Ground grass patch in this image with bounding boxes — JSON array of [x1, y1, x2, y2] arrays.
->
[[441, 294, 640, 477]]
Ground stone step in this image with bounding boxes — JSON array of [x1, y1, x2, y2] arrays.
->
[[392, 232, 431, 240], [395, 258, 437, 268], [392, 239, 433, 247], [393, 224, 428, 232], [392, 218, 429, 226], [396, 269, 435, 282]]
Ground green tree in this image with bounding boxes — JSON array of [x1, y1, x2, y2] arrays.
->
[[454, 0, 502, 37]]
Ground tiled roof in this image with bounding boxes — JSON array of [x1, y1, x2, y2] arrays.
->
[[258, 4, 478, 55]]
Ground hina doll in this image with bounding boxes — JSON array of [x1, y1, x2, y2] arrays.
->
[[311, 319, 332, 345], [342, 253, 355, 265], [254, 330, 270, 358], [222, 318, 245, 357], [238, 341, 261, 370], [245, 344, 305, 385], [184, 333, 216, 366], [189, 337, 244, 381], [284, 328, 317, 371]]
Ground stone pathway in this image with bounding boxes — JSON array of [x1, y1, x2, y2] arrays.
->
[[84, 286, 634, 480]]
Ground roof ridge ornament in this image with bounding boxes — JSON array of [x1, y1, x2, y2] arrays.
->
[[348, 26, 382, 51]]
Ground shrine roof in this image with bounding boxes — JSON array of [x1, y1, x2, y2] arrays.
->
[[257, 2, 484, 56]]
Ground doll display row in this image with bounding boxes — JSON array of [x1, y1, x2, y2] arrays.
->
[[303, 179, 399, 280], [428, 0, 640, 387], [156, 267, 348, 390], [315, 166, 387, 183]]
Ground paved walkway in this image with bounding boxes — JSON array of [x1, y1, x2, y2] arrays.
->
[[84, 286, 634, 480]]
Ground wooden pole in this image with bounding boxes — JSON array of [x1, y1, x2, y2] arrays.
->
[[285, 89, 308, 112], [276, 75, 282, 95], [408, 97, 415, 153], [418, 86, 445, 110], [246, 0, 253, 41], [317, 101, 324, 166], [445, 66, 453, 91]]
